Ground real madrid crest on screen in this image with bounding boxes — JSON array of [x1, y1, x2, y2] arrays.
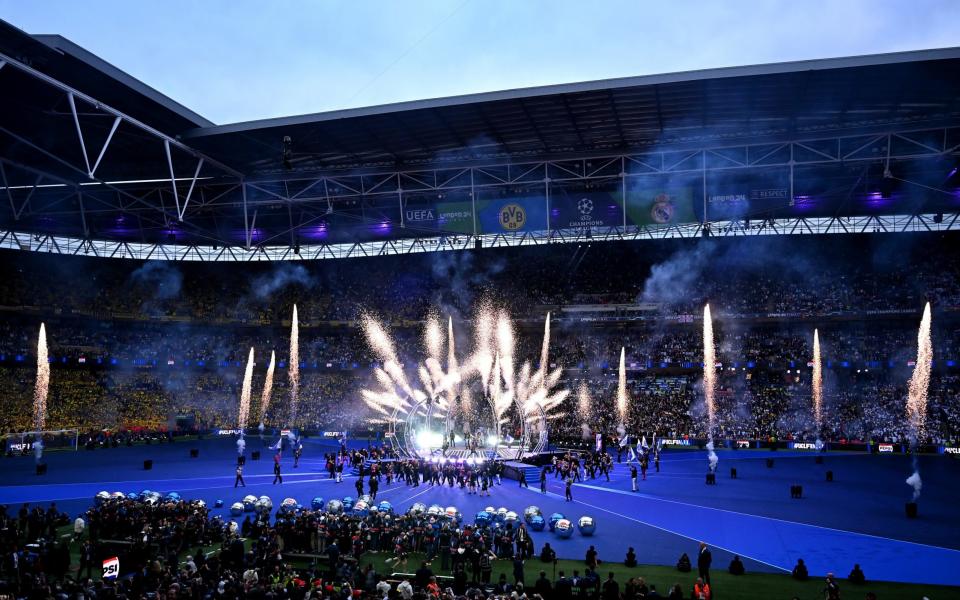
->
[[499, 204, 526, 230], [650, 193, 675, 224]]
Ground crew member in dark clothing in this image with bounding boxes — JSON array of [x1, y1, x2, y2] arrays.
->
[[540, 467, 548, 493], [272, 460, 283, 484], [534, 571, 552, 598], [565, 476, 573, 501], [697, 542, 712, 584], [356, 476, 364, 497], [601, 573, 620, 600], [369, 476, 379, 500]]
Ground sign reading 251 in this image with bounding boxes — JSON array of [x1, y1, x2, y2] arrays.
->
[[102, 556, 119, 579]]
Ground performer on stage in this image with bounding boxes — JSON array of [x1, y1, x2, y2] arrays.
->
[[235, 464, 246, 488]]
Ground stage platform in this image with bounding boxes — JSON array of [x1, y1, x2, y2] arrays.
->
[[3, 436, 959, 587]]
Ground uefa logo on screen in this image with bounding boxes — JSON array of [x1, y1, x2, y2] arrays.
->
[[499, 204, 527, 230]]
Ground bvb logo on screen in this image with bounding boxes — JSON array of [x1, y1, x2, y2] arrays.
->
[[499, 204, 526, 230]]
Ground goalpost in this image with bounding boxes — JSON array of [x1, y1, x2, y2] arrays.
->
[[2, 429, 79, 454]]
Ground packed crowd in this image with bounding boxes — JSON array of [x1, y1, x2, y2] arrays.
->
[[2, 235, 960, 324], [2, 234, 960, 447]]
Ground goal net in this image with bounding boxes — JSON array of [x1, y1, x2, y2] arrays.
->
[[2, 429, 79, 455]]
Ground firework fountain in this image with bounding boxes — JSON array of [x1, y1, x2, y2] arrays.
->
[[703, 304, 718, 472], [258, 350, 276, 438], [905, 302, 932, 503], [237, 347, 254, 455], [617, 347, 628, 424], [812, 329, 823, 445], [33, 323, 49, 464], [578, 381, 592, 439], [288, 305, 300, 428], [361, 305, 566, 457]]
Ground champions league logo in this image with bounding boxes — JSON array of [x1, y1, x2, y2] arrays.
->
[[650, 193, 675, 224], [564, 197, 605, 228], [499, 204, 526, 230], [577, 197, 594, 216]]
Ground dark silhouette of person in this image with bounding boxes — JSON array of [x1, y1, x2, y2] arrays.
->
[[369, 476, 379, 500], [555, 571, 572, 600], [624, 547, 637, 568], [792, 558, 809, 581], [601, 573, 619, 600], [512, 553, 525, 585], [728, 554, 745, 575], [415, 561, 434, 589], [697, 542, 712, 584], [540, 542, 556, 563], [534, 570, 552, 598], [848, 563, 865, 584]]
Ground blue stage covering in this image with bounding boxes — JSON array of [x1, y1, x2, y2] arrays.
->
[[3, 438, 958, 585]]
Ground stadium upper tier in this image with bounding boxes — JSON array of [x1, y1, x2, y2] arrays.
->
[[1, 18, 958, 252]]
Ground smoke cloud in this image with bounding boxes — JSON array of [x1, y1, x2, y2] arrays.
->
[[251, 264, 315, 300], [130, 261, 183, 300]]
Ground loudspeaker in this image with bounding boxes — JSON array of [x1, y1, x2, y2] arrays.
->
[[905, 502, 918, 518], [251, 451, 261, 461], [790, 485, 803, 499], [36, 463, 47, 475], [766, 458, 774, 468], [190, 449, 199, 458], [730, 468, 737, 479], [237, 456, 246, 466], [705, 473, 716, 485], [143, 459, 153, 470], [826, 470, 833, 482]]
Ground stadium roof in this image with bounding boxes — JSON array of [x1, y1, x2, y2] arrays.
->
[[183, 46, 960, 176], [0, 16, 958, 257]]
